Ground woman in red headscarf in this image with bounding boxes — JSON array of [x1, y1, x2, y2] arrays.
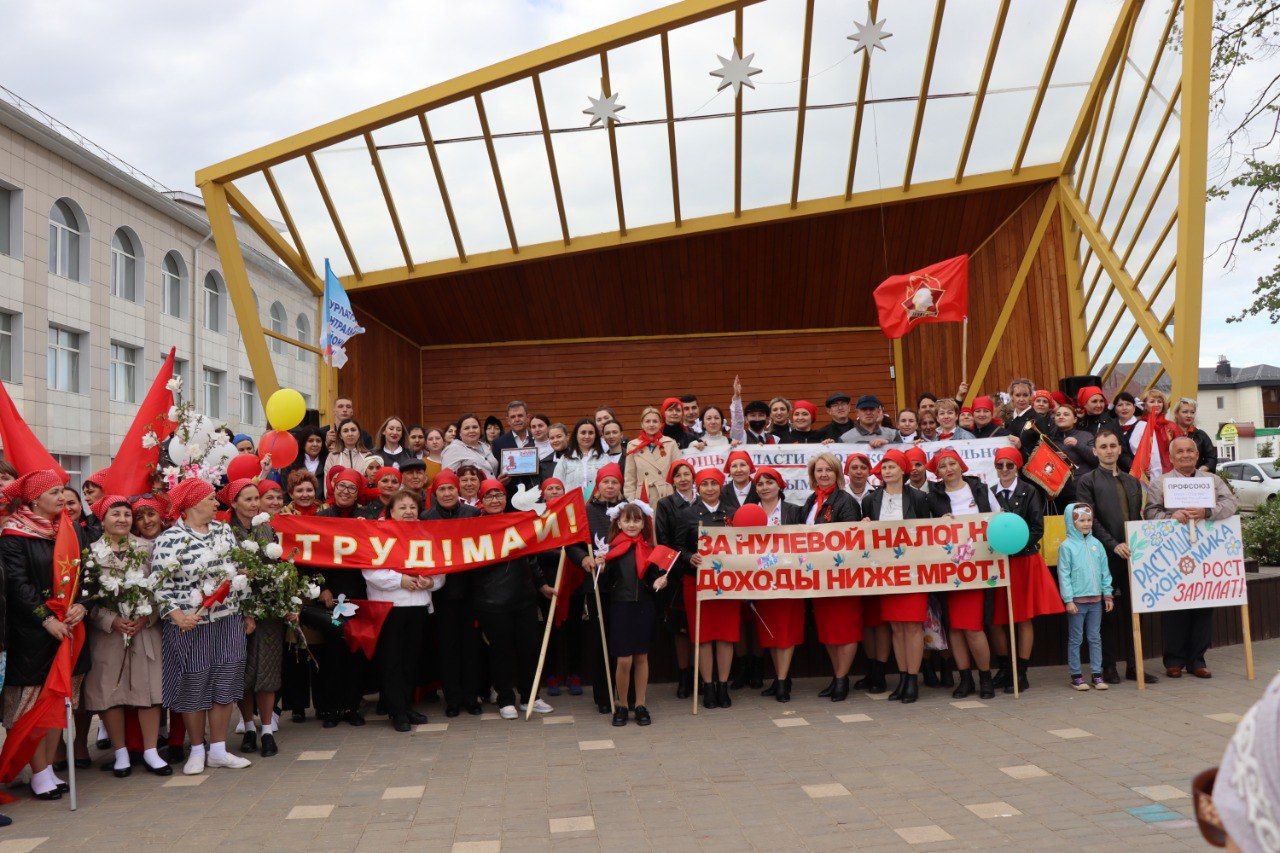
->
[[313, 469, 369, 727], [860, 450, 934, 703], [925, 448, 996, 700], [660, 397, 692, 449], [788, 400, 822, 443], [722, 450, 757, 509], [844, 452, 888, 695], [801, 453, 863, 702], [624, 407, 679, 502], [1, 470, 89, 799], [748, 467, 806, 702], [357, 466, 402, 519], [987, 447, 1063, 693], [655, 458, 698, 698]]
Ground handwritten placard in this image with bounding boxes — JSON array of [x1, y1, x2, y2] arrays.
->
[[1126, 516, 1246, 614], [1162, 477, 1217, 510]]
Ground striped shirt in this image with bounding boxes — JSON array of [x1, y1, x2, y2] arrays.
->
[[151, 519, 242, 621]]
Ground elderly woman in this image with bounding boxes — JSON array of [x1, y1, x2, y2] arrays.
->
[[624, 407, 679, 502], [313, 469, 368, 727], [750, 467, 806, 702], [83, 495, 171, 778], [2, 470, 89, 800], [151, 478, 252, 775], [442, 414, 499, 475], [282, 470, 322, 515]]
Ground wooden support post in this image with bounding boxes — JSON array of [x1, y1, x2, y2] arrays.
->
[[593, 567, 615, 714], [692, 596, 702, 715], [527, 550, 566, 720], [1133, 609, 1146, 690], [1242, 604, 1255, 681], [1005, 571, 1019, 699]]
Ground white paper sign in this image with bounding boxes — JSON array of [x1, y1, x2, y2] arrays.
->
[[1162, 476, 1216, 509], [1126, 516, 1246, 614]]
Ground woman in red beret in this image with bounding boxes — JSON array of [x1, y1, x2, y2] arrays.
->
[[750, 467, 806, 702], [788, 400, 821, 443], [655, 459, 698, 698], [313, 469, 370, 727], [843, 452, 888, 693], [661, 397, 691, 449], [970, 396, 1008, 439], [357, 466, 402, 519], [722, 449, 757, 510]]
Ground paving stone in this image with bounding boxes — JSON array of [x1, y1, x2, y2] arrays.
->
[[578, 740, 615, 751], [894, 825, 954, 843], [415, 723, 448, 733], [162, 774, 207, 787], [1000, 764, 1050, 779], [1206, 712, 1243, 724], [966, 801, 1023, 818], [772, 717, 809, 727], [548, 816, 595, 833], [382, 785, 425, 800], [803, 783, 851, 799], [1048, 728, 1094, 739], [0, 840, 49, 853], [1132, 785, 1189, 802], [543, 716, 574, 725], [951, 700, 987, 709], [296, 750, 337, 760], [286, 805, 335, 820]]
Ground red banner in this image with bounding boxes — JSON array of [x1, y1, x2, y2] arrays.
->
[[272, 491, 590, 575]]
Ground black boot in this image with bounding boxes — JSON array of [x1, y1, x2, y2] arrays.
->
[[952, 669, 975, 699], [818, 677, 836, 698], [701, 682, 716, 709], [748, 655, 765, 689], [716, 681, 732, 709], [1016, 657, 1031, 693], [901, 673, 919, 704], [851, 669, 870, 690], [887, 672, 906, 701], [677, 667, 693, 699], [776, 677, 792, 703], [867, 660, 888, 694], [921, 658, 940, 688], [729, 658, 747, 690], [830, 676, 850, 702], [993, 655, 1012, 691], [978, 669, 995, 699], [940, 657, 956, 687], [761, 678, 779, 697]]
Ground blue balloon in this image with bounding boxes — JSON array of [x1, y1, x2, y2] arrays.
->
[[987, 512, 1030, 555]]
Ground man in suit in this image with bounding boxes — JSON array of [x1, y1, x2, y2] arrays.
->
[[1075, 430, 1151, 684], [490, 400, 540, 496]]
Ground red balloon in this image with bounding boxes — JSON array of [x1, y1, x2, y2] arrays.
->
[[259, 430, 299, 469], [226, 453, 262, 481]]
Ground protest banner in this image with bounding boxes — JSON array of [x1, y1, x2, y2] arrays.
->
[[272, 490, 590, 575], [687, 514, 1017, 712], [1125, 516, 1252, 688], [677, 438, 1009, 504]]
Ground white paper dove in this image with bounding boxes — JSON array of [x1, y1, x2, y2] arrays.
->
[[510, 483, 546, 515]]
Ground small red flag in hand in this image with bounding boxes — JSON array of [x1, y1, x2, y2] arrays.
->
[[1130, 410, 1158, 482], [873, 255, 969, 339], [1023, 442, 1072, 497], [200, 578, 232, 612], [647, 545, 679, 573]]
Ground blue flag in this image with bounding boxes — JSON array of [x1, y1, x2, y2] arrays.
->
[[320, 260, 364, 368]]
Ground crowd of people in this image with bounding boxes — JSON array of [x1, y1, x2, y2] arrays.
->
[[0, 375, 1238, 817]]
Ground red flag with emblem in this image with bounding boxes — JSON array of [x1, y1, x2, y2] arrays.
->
[[98, 347, 177, 497], [1023, 441, 1072, 498], [873, 255, 970, 339]]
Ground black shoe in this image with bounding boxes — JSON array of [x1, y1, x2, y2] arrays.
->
[[718, 681, 733, 708], [921, 659, 940, 688], [952, 669, 975, 699], [144, 762, 173, 777], [830, 676, 850, 702], [761, 678, 779, 697], [75, 757, 92, 769], [992, 655, 1012, 691], [729, 659, 747, 690], [851, 673, 870, 690], [163, 744, 186, 764], [99, 758, 117, 772], [446, 705, 461, 718], [343, 710, 366, 727], [1016, 658, 1031, 692], [321, 713, 340, 729], [901, 673, 919, 704], [747, 656, 765, 689], [676, 667, 693, 699], [867, 661, 888, 694], [634, 706, 651, 726], [612, 707, 628, 727], [1102, 665, 1122, 685], [259, 734, 278, 757], [702, 683, 717, 710], [392, 717, 411, 733], [240, 731, 258, 753], [112, 765, 132, 778], [776, 677, 792, 703], [887, 672, 906, 701], [52, 760, 67, 772], [598, 703, 613, 715], [818, 678, 836, 698], [465, 704, 483, 716], [291, 710, 306, 723], [405, 710, 430, 725], [978, 669, 995, 699], [940, 659, 956, 687], [0, 813, 11, 827], [96, 737, 111, 751], [1126, 666, 1159, 684], [31, 787, 62, 801]]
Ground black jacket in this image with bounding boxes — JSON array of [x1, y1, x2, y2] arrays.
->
[[374, 445, 413, 469], [860, 485, 932, 521], [817, 420, 854, 443], [799, 488, 862, 525], [469, 552, 547, 614], [356, 498, 391, 520], [769, 424, 792, 443], [1183, 427, 1219, 473], [279, 455, 328, 501], [787, 428, 822, 444], [926, 477, 994, 517], [989, 478, 1046, 555], [1074, 467, 1143, 562], [600, 548, 656, 604], [1081, 412, 1132, 471], [425, 501, 481, 600], [655, 491, 698, 581], [564, 496, 623, 592], [670, 499, 735, 583], [315, 505, 368, 600], [1006, 409, 1050, 458], [970, 423, 1008, 439], [538, 451, 566, 483], [2, 527, 91, 686], [722, 481, 760, 512]]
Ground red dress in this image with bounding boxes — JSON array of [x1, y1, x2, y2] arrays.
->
[[880, 591, 928, 622], [994, 553, 1065, 624], [813, 596, 863, 645], [684, 576, 740, 643], [752, 599, 805, 648], [948, 589, 986, 632]]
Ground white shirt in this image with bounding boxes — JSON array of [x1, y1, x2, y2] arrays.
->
[[946, 484, 979, 516], [361, 570, 444, 610], [880, 489, 904, 520], [701, 501, 721, 514], [303, 455, 320, 475], [732, 482, 752, 505], [676, 489, 696, 505], [848, 483, 872, 502], [760, 501, 783, 525]]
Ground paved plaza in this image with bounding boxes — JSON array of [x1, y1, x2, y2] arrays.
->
[[3, 639, 1271, 851]]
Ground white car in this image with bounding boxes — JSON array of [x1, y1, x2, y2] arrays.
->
[[1219, 458, 1280, 511]]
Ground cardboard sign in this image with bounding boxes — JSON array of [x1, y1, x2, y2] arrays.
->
[[500, 447, 539, 476], [1162, 476, 1217, 509], [695, 515, 1008, 601], [1126, 516, 1246, 614]]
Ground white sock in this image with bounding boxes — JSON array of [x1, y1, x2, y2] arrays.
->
[[235, 719, 250, 734], [189, 743, 206, 760], [208, 741, 228, 761], [143, 748, 166, 769], [114, 747, 130, 770], [32, 766, 57, 794], [271, 712, 279, 728], [260, 717, 275, 735]]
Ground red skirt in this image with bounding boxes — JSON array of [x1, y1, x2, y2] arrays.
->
[[861, 596, 885, 629], [684, 577, 740, 643], [813, 596, 863, 645], [752, 599, 805, 649], [948, 589, 986, 632], [879, 592, 929, 623], [995, 554, 1066, 624]]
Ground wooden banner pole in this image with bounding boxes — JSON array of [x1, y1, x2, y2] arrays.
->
[[1242, 603, 1255, 681], [1005, 570, 1019, 699], [526, 550, 566, 721], [961, 316, 969, 389], [1132, 610, 1146, 691], [692, 595, 702, 716], [592, 566, 616, 715]]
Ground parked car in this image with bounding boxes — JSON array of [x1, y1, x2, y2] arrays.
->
[[1219, 458, 1280, 511]]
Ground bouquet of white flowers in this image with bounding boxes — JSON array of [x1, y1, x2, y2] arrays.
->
[[82, 539, 166, 648], [232, 519, 321, 623], [152, 389, 238, 489]]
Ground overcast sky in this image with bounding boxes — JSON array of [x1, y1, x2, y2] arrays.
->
[[2, 0, 1272, 369]]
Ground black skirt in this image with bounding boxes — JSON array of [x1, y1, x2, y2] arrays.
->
[[608, 599, 655, 657]]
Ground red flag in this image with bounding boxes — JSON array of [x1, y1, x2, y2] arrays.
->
[[200, 578, 232, 612], [1023, 441, 1072, 498], [873, 255, 970, 339], [99, 347, 177, 497], [342, 599, 394, 659], [0, 381, 68, 482], [0, 512, 84, 794], [647, 545, 679, 573], [1130, 411, 1157, 482], [553, 555, 586, 628]]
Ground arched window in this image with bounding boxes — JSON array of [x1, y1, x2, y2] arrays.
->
[[269, 302, 287, 354], [48, 199, 85, 281], [204, 272, 225, 333], [162, 251, 187, 318], [110, 227, 143, 302], [295, 313, 312, 362]]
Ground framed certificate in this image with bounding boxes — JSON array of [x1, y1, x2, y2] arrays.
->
[[500, 447, 540, 476]]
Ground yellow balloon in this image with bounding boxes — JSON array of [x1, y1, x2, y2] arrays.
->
[[265, 388, 307, 431]]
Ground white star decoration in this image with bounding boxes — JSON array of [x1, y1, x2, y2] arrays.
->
[[583, 91, 625, 127], [847, 14, 893, 55], [710, 48, 762, 95]]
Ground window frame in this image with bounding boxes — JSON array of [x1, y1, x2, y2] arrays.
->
[[109, 227, 143, 303], [269, 302, 287, 355], [162, 251, 187, 318], [0, 310, 19, 383], [109, 341, 140, 403], [0, 180, 20, 259], [46, 324, 84, 393], [203, 272, 225, 333], [295, 313, 312, 361], [47, 199, 85, 281], [239, 376, 257, 426], [202, 366, 225, 419]]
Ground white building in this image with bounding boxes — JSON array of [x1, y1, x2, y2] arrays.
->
[[0, 89, 317, 486]]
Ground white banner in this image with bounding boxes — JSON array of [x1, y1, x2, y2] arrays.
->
[[678, 438, 1010, 504], [1126, 516, 1247, 614]]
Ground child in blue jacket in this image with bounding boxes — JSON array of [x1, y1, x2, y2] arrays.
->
[[1057, 503, 1114, 690]]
